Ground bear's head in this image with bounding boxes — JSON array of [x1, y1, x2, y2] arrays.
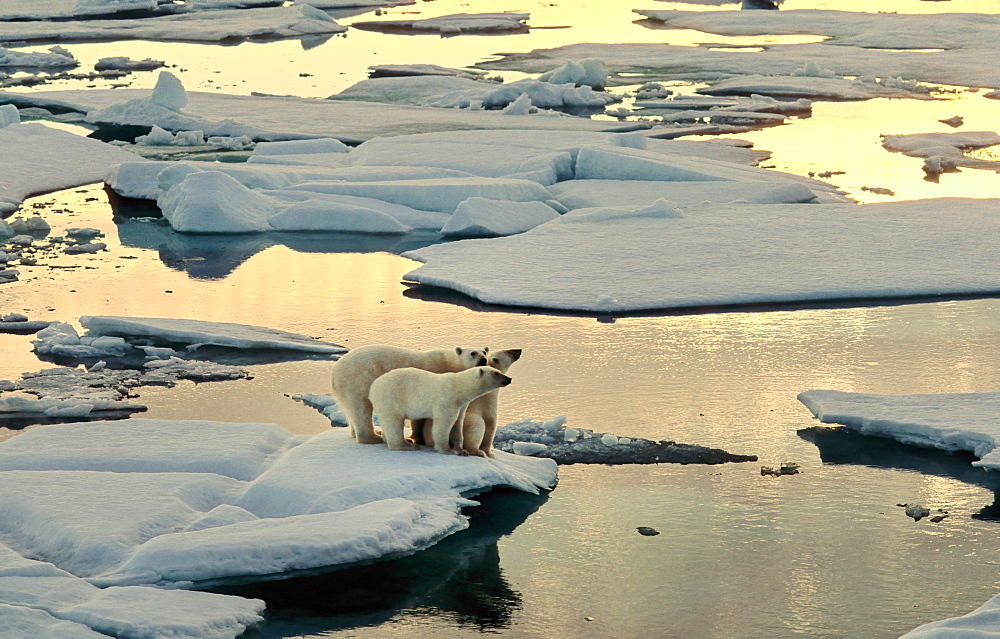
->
[[478, 366, 512, 388], [487, 348, 522, 374], [456, 346, 489, 367]]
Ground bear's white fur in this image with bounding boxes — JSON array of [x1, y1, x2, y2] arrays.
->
[[369, 366, 513, 453], [419, 348, 521, 457], [330, 345, 487, 444]]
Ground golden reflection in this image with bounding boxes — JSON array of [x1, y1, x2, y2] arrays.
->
[[706, 88, 1000, 203]]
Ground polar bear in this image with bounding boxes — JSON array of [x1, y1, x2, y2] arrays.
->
[[369, 366, 513, 453], [416, 348, 521, 457], [330, 345, 487, 444]]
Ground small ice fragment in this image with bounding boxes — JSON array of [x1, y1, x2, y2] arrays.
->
[[636, 526, 660, 536], [87, 360, 107, 372], [543, 415, 567, 431], [1, 313, 28, 322], [503, 93, 533, 115], [512, 441, 548, 456], [564, 427, 579, 442], [938, 115, 964, 128], [600, 433, 619, 446]]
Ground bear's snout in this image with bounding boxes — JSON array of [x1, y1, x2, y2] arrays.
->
[[499, 374, 512, 386], [476, 356, 487, 366]]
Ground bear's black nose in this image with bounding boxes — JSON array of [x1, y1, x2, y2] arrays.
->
[[477, 356, 487, 366], [500, 375, 512, 386]]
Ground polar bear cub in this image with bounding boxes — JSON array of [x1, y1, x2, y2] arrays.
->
[[369, 366, 512, 453], [330, 345, 487, 444], [418, 348, 521, 457]]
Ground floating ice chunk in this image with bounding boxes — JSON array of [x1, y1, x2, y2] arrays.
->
[[601, 433, 619, 446], [564, 428, 579, 442], [0, 122, 142, 216], [159, 171, 275, 234], [798, 389, 1000, 470], [0, 46, 77, 68], [902, 594, 1000, 637], [938, 115, 964, 128], [503, 93, 533, 115], [402, 198, 1000, 312], [512, 441, 549, 456], [79, 316, 345, 354], [32, 322, 133, 359], [352, 12, 529, 34], [152, 71, 187, 109], [63, 242, 106, 254], [700, 74, 932, 100], [331, 75, 490, 105], [0, 5, 345, 44], [538, 59, 608, 89], [441, 197, 559, 238], [368, 64, 486, 79], [94, 56, 165, 72], [881, 131, 1000, 158]]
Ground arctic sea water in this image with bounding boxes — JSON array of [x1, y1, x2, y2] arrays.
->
[[2, 0, 999, 637]]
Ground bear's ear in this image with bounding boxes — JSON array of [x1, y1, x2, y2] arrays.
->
[[484, 346, 490, 353], [456, 347, 463, 356], [479, 368, 485, 377], [506, 349, 522, 362]]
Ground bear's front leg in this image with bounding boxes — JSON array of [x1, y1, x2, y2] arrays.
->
[[430, 407, 462, 454]]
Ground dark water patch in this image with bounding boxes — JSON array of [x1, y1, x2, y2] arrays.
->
[[208, 488, 547, 636]]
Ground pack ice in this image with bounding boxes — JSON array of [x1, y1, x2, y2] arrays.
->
[[0, 419, 556, 637]]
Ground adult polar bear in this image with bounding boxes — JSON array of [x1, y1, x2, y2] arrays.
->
[[330, 345, 488, 444], [370, 366, 513, 453]]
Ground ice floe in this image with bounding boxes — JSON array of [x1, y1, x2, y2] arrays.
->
[[698, 74, 933, 100], [798, 389, 1000, 471], [402, 198, 1000, 312], [331, 75, 620, 111], [77, 315, 346, 354], [352, 12, 529, 35], [0, 46, 77, 69], [484, 10, 1000, 90], [0, 5, 346, 44], [368, 63, 487, 79], [0, 0, 155, 20], [1, 86, 624, 142], [0, 120, 142, 215], [881, 131, 1000, 175], [902, 596, 1000, 638], [0, 418, 555, 635]]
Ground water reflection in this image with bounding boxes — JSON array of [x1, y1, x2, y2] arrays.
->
[[799, 426, 1000, 519], [114, 218, 443, 279], [210, 488, 547, 637]]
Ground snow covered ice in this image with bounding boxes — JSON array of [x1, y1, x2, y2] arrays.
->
[[0, 418, 556, 636], [403, 198, 1000, 312], [798, 389, 1000, 472]]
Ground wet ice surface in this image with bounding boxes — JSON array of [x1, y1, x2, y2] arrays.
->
[[1, 0, 1000, 636]]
